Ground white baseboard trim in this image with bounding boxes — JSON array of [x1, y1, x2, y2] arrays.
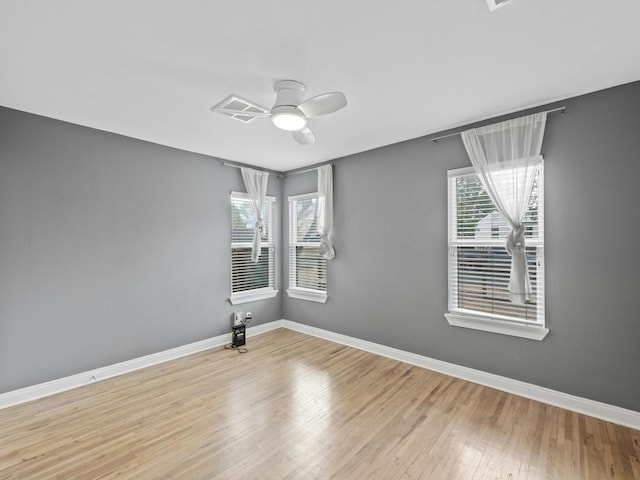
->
[[4, 318, 638, 431], [281, 320, 640, 430], [0, 321, 283, 410]]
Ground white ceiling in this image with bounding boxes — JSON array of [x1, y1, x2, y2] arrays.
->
[[2, 1, 640, 172]]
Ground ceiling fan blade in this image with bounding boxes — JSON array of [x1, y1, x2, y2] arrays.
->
[[297, 92, 347, 117], [211, 106, 271, 117], [292, 127, 316, 145]]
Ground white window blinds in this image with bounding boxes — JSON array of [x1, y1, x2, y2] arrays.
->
[[448, 163, 544, 326], [288, 193, 327, 301], [230, 192, 276, 303]]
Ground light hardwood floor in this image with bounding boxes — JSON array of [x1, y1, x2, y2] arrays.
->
[[1, 328, 639, 479]]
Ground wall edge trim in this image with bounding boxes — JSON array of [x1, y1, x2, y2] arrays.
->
[[281, 320, 640, 430], [4, 319, 638, 431], [0, 320, 284, 410]]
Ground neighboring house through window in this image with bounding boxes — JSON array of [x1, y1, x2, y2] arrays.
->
[[446, 163, 546, 340], [229, 192, 277, 304], [287, 193, 328, 303]]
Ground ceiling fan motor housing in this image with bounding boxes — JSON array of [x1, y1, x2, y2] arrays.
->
[[272, 80, 308, 131], [273, 80, 306, 108]]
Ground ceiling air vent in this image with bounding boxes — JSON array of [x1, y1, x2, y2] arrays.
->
[[213, 95, 269, 123], [486, 0, 512, 11]]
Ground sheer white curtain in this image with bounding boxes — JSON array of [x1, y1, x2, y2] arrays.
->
[[240, 167, 269, 263], [461, 112, 547, 304], [317, 164, 335, 260]]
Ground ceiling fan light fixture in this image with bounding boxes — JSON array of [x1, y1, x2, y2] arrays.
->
[[271, 106, 307, 131]]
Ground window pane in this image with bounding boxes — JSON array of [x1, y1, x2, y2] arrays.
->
[[294, 246, 327, 290], [295, 197, 321, 243], [453, 245, 540, 322], [231, 247, 272, 292], [231, 197, 272, 244], [231, 198, 255, 243], [455, 171, 540, 240]]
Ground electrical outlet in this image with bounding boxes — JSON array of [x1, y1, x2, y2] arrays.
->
[[245, 312, 252, 324]]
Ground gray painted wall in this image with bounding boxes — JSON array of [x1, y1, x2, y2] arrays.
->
[[0, 108, 281, 393], [283, 81, 640, 412]]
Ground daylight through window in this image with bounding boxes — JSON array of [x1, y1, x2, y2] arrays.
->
[[230, 192, 277, 304], [287, 193, 328, 303], [447, 164, 545, 331]]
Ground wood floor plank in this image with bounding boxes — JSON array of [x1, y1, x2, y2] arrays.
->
[[0, 328, 638, 479]]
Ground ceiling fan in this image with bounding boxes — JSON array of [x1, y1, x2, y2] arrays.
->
[[211, 80, 347, 145]]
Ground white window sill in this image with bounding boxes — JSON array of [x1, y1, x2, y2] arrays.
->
[[445, 312, 549, 341], [229, 289, 278, 305], [286, 288, 328, 304]]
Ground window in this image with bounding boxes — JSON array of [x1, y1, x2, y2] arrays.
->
[[446, 164, 547, 340], [287, 193, 328, 303], [230, 192, 277, 304]]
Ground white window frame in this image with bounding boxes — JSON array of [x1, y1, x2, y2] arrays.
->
[[445, 165, 548, 341], [229, 192, 278, 305], [286, 192, 328, 303]]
